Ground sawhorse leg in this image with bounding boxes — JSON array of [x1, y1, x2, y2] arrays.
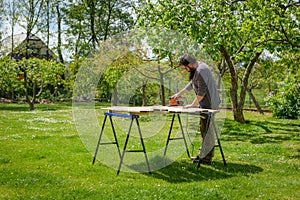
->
[[214, 124, 227, 166], [164, 114, 190, 158], [117, 116, 151, 175], [92, 114, 121, 165]]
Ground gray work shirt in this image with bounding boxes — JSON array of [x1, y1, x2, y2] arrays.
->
[[184, 62, 220, 109]]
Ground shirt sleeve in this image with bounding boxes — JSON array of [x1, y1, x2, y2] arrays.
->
[[194, 72, 208, 96], [184, 81, 193, 91]]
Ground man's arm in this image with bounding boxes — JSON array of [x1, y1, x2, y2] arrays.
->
[[184, 95, 203, 108], [173, 81, 192, 98], [173, 88, 187, 98]]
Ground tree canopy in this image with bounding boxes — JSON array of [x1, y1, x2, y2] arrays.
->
[[136, 0, 300, 122]]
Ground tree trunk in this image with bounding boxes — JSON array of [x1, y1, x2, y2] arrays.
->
[[220, 45, 262, 123], [142, 81, 147, 106], [56, 3, 64, 63], [158, 66, 166, 106], [247, 87, 264, 114], [46, 0, 50, 60], [23, 71, 35, 111], [104, 1, 112, 41], [219, 45, 244, 123], [88, 0, 98, 48], [238, 52, 262, 119], [113, 87, 118, 106], [11, 19, 15, 59], [29, 102, 35, 111]]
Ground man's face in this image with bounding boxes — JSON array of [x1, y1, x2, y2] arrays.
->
[[180, 63, 193, 72]]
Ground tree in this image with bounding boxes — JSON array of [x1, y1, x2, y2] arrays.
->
[[3, 0, 20, 59], [102, 50, 143, 106], [9, 0, 46, 109], [18, 58, 65, 110], [0, 0, 3, 42], [13, 0, 45, 58], [0, 57, 65, 110], [36, 0, 65, 63], [62, 0, 135, 60], [55, 0, 64, 63], [136, 0, 300, 123], [62, 0, 137, 102]]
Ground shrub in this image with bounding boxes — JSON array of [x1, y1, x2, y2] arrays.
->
[[266, 75, 300, 119]]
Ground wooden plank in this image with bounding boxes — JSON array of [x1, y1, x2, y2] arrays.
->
[[101, 106, 219, 114], [151, 106, 169, 111], [102, 106, 154, 114]]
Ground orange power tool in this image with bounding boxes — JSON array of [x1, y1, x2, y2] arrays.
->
[[169, 96, 184, 106]]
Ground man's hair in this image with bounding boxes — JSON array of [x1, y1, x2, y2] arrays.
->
[[178, 54, 197, 66]]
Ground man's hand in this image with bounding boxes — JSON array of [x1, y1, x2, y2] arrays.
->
[[183, 104, 197, 109], [171, 93, 180, 99], [184, 95, 203, 108], [171, 88, 187, 99]]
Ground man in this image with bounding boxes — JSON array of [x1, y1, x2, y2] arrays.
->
[[172, 54, 220, 164]]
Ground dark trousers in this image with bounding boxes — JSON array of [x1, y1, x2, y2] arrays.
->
[[199, 116, 214, 161]]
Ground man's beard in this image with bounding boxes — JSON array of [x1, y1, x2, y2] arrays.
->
[[189, 68, 196, 80]]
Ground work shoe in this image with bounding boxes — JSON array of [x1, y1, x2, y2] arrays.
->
[[191, 156, 212, 165]]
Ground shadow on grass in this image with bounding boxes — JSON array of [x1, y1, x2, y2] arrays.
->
[[128, 156, 263, 183], [221, 118, 300, 144], [291, 149, 300, 159]]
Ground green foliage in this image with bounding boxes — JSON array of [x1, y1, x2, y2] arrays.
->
[[266, 74, 300, 119], [0, 57, 22, 98], [63, 58, 84, 97], [0, 57, 65, 105], [103, 51, 141, 88]]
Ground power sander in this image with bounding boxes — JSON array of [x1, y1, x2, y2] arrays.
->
[[169, 96, 184, 106]]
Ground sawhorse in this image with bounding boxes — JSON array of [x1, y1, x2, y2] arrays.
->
[[164, 113, 190, 158], [92, 112, 151, 175]]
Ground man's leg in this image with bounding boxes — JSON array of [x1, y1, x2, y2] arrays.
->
[[200, 116, 214, 162], [191, 115, 215, 164]]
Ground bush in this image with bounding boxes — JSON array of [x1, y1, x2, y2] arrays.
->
[[266, 76, 300, 119]]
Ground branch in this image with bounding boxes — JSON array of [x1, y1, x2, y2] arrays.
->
[[232, 39, 249, 61], [31, 0, 44, 32], [228, 0, 248, 6], [36, 80, 44, 97], [284, 0, 300, 9], [133, 66, 160, 81], [243, 51, 262, 83], [161, 67, 173, 75], [263, 24, 300, 48], [235, 45, 245, 55], [279, 21, 299, 48]]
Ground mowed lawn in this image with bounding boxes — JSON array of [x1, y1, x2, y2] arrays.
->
[[0, 103, 299, 200]]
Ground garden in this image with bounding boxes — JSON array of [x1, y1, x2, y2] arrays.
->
[[0, 0, 299, 199]]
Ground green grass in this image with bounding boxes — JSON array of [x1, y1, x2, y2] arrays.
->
[[0, 103, 299, 199]]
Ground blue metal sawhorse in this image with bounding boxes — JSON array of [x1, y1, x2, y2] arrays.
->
[[92, 112, 151, 175]]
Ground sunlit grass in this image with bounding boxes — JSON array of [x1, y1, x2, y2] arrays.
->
[[0, 103, 299, 199]]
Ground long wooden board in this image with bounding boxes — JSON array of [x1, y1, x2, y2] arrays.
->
[[102, 106, 219, 114], [102, 106, 154, 114]]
